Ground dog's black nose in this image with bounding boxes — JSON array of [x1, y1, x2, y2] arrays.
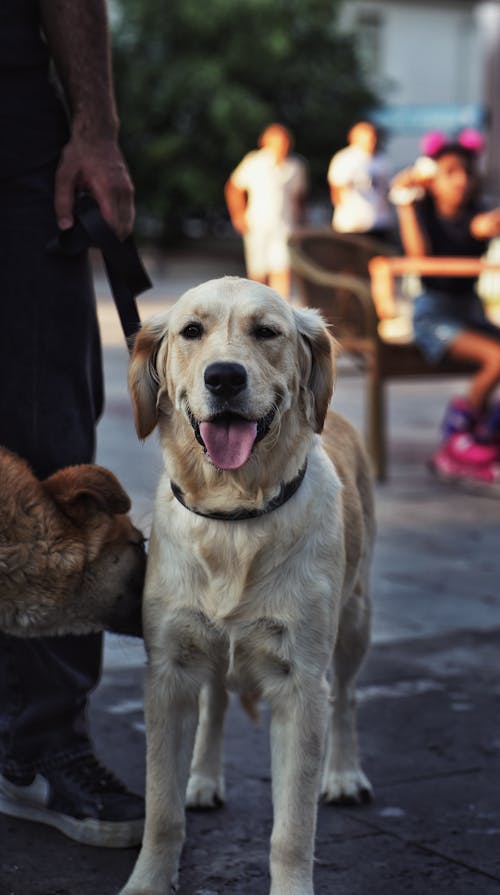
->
[[204, 362, 247, 398]]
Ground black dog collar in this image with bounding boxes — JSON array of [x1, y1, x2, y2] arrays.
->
[[170, 462, 308, 521]]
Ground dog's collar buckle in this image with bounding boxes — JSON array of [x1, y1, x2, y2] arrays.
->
[[170, 462, 308, 521]]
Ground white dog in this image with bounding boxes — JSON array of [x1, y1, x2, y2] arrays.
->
[[120, 277, 375, 895]]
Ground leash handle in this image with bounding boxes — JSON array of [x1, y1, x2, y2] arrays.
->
[[47, 194, 152, 351]]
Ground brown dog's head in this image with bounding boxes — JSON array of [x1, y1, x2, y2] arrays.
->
[[128, 278, 334, 503], [0, 447, 146, 638], [42, 464, 146, 637]]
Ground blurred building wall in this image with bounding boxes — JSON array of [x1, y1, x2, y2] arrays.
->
[[477, 2, 500, 198], [339, 0, 498, 181]]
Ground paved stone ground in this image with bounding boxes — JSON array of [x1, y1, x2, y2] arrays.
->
[[1, 244, 499, 895]]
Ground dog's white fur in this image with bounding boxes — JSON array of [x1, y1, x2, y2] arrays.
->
[[120, 277, 375, 895]]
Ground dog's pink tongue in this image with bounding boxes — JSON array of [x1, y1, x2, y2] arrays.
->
[[200, 418, 257, 469]]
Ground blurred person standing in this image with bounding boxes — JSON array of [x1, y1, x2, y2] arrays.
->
[[0, 0, 144, 846], [225, 124, 307, 300], [328, 121, 393, 241]]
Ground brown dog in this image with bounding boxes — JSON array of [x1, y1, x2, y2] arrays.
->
[[0, 447, 146, 638]]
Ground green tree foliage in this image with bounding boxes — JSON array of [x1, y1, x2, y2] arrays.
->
[[112, 0, 375, 240]]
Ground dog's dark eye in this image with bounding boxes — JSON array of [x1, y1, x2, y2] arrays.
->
[[253, 325, 280, 340], [181, 322, 203, 340]]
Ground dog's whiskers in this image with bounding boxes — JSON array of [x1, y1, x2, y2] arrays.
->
[[264, 402, 283, 449]]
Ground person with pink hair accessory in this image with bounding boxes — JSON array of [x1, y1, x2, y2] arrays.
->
[[458, 128, 486, 154], [389, 133, 500, 487], [420, 130, 448, 158]]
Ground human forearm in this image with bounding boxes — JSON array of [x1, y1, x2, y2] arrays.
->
[[225, 180, 248, 233], [329, 184, 343, 208], [396, 204, 429, 256], [39, 0, 134, 238], [471, 208, 500, 240], [39, 0, 118, 139], [389, 164, 432, 256]]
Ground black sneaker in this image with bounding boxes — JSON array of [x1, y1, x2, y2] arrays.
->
[[0, 755, 144, 847]]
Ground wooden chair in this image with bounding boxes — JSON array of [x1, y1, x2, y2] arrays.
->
[[288, 228, 499, 481]]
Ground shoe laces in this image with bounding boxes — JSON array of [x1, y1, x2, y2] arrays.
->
[[61, 755, 129, 795]]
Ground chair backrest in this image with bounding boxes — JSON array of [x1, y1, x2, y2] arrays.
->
[[289, 228, 396, 343], [290, 228, 395, 279]]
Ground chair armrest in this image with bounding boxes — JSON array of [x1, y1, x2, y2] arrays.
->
[[369, 255, 500, 278]]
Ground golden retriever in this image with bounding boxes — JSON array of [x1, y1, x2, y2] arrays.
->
[[0, 448, 145, 638], [120, 276, 374, 895]]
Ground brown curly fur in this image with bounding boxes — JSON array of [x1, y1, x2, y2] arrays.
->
[[0, 448, 146, 638]]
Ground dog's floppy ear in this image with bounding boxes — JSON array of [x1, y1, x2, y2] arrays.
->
[[293, 306, 335, 433], [128, 314, 169, 439], [44, 465, 131, 523]]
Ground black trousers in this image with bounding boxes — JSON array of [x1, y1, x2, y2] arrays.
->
[[0, 164, 105, 780]]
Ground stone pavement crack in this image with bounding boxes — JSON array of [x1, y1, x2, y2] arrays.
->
[[343, 813, 500, 883]]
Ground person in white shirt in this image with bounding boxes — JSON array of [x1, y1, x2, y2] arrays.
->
[[225, 124, 307, 300], [327, 121, 393, 240]]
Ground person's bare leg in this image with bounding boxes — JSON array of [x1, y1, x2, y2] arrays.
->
[[447, 331, 500, 410]]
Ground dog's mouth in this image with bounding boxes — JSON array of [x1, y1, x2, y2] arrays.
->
[[186, 407, 276, 470]]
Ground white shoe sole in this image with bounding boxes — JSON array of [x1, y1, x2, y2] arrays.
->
[[0, 782, 143, 848]]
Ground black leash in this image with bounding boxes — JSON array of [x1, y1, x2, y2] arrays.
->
[[47, 193, 152, 351]]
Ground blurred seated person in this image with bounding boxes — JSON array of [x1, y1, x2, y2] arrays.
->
[[389, 129, 500, 485], [225, 123, 307, 301]]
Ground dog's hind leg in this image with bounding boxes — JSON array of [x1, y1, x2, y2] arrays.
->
[[321, 582, 373, 805], [186, 663, 229, 808]]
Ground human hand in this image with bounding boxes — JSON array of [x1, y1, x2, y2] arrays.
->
[[388, 159, 436, 208], [55, 136, 135, 241], [390, 157, 437, 192], [412, 155, 438, 186], [471, 208, 500, 240], [389, 167, 420, 192]]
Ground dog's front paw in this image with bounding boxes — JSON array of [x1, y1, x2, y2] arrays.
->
[[119, 866, 178, 895], [321, 768, 373, 805], [118, 889, 162, 895], [186, 772, 225, 809], [119, 890, 176, 895]]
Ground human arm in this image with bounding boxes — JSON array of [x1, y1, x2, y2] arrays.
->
[[370, 187, 428, 319], [370, 167, 430, 319], [39, 0, 134, 239], [470, 208, 500, 240], [395, 203, 429, 257], [389, 168, 430, 257], [329, 183, 345, 209], [224, 178, 248, 235], [327, 155, 346, 209]]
